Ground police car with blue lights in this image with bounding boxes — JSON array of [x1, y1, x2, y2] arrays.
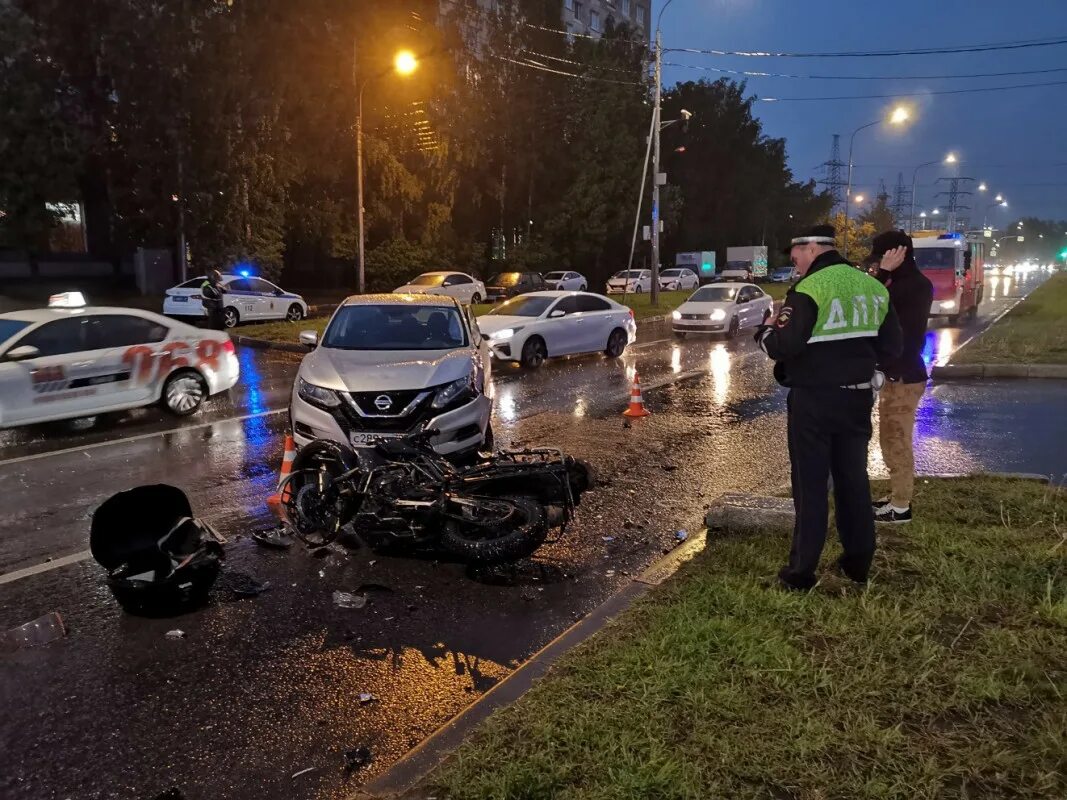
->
[[163, 272, 309, 328], [0, 292, 240, 428]]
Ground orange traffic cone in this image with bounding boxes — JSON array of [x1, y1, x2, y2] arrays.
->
[[622, 373, 651, 418], [266, 434, 297, 519]]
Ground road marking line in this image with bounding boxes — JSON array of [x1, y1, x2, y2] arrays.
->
[[0, 408, 288, 468], [630, 337, 670, 350], [0, 550, 91, 586]]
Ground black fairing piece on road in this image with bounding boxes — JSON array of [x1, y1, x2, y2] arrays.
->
[[281, 431, 593, 564], [90, 484, 224, 617]]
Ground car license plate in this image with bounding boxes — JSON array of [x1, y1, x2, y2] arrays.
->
[[173, 296, 188, 302], [349, 431, 401, 447]]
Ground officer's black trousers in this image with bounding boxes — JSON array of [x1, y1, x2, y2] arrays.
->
[[782, 386, 876, 589]]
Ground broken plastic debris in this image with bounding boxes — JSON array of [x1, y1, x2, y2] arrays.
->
[[602, 536, 615, 542], [252, 526, 292, 550], [605, 570, 616, 577], [224, 571, 270, 598], [333, 591, 368, 609], [291, 767, 316, 779], [165, 629, 186, 639], [675, 529, 689, 542], [343, 745, 373, 772], [358, 692, 377, 705], [1, 611, 67, 653]]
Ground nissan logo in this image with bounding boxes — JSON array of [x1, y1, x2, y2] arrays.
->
[[373, 394, 393, 412]]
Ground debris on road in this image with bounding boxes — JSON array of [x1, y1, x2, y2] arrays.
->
[[333, 591, 368, 609], [661, 463, 678, 472], [675, 529, 689, 542], [165, 629, 186, 640], [1, 612, 67, 653], [343, 746, 373, 772], [252, 526, 293, 550], [291, 767, 317, 779], [602, 536, 615, 542], [358, 692, 377, 705], [223, 571, 270, 598]]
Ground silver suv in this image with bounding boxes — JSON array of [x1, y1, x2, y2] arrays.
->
[[290, 294, 492, 456]]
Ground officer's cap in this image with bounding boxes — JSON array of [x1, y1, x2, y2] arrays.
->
[[783, 224, 836, 255]]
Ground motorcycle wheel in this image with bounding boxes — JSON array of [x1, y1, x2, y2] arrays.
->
[[441, 495, 547, 564], [281, 441, 360, 546]]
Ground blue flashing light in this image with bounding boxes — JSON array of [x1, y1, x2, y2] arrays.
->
[[239, 269, 251, 278], [937, 233, 963, 240]]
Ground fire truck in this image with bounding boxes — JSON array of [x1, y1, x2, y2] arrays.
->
[[912, 231, 987, 324]]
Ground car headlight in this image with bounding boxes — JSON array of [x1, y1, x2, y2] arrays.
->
[[672, 310, 682, 320], [489, 326, 521, 341], [710, 309, 727, 321], [297, 377, 340, 409], [431, 369, 479, 410]]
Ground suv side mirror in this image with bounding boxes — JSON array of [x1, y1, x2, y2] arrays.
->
[[299, 330, 318, 348], [5, 345, 40, 361]]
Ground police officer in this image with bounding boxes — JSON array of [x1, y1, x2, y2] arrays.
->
[[201, 269, 225, 330], [757, 224, 902, 591]]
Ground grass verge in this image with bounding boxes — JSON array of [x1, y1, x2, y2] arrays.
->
[[427, 476, 1067, 800], [954, 272, 1067, 364]]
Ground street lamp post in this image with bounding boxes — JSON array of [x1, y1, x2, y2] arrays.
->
[[983, 195, 1006, 229], [844, 106, 909, 258], [648, 0, 679, 307], [909, 152, 955, 234], [355, 50, 417, 294]]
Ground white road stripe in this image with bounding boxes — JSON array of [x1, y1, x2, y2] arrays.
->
[[0, 408, 288, 468], [0, 550, 92, 586]]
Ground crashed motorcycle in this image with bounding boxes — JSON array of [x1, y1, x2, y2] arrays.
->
[[280, 428, 592, 564]]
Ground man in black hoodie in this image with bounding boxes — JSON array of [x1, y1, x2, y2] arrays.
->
[[866, 230, 934, 523]]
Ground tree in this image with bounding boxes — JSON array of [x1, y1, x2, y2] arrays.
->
[[822, 211, 876, 261], [857, 191, 895, 238]]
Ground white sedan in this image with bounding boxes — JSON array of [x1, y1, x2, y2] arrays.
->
[[394, 271, 486, 305], [476, 291, 636, 369], [0, 301, 239, 428], [671, 282, 774, 339], [658, 268, 700, 291], [543, 271, 588, 291], [163, 274, 308, 328], [606, 269, 652, 294]]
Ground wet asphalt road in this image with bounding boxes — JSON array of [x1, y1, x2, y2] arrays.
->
[[1, 267, 1063, 800]]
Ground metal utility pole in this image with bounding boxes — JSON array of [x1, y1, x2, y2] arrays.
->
[[935, 176, 973, 233], [818, 134, 846, 211], [650, 26, 663, 307], [891, 172, 909, 230]]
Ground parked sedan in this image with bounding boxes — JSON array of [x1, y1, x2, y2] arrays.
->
[[164, 274, 308, 328], [476, 291, 636, 369], [770, 266, 795, 283], [657, 268, 700, 291], [671, 282, 774, 339], [543, 271, 588, 291], [291, 294, 492, 456], [0, 300, 238, 428], [393, 271, 486, 305], [606, 269, 652, 294], [485, 271, 547, 303]]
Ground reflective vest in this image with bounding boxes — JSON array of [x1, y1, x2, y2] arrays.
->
[[794, 263, 890, 343]]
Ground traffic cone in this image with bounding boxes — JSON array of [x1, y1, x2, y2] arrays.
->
[[266, 434, 297, 519], [622, 373, 651, 418]]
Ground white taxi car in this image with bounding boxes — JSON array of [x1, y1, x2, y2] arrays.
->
[[606, 269, 652, 294], [658, 268, 700, 291], [393, 271, 486, 305], [671, 282, 774, 338], [476, 291, 636, 369], [543, 271, 588, 291], [290, 294, 492, 456], [163, 274, 309, 328], [0, 298, 239, 428]]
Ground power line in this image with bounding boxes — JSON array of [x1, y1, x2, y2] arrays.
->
[[663, 61, 1067, 82], [519, 49, 646, 75], [759, 78, 1067, 102], [492, 54, 643, 86], [665, 35, 1067, 59]]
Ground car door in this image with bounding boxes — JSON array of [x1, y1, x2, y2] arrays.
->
[[442, 274, 468, 303], [223, 278, 258, 321], [247, 278, 283, 320], [685, 270, 698, 289], [91, 314, 172, 407], [540, 295, 584, 355], [747, 286, 772, 326], [0, 316, 116, 424], [575, 294, 616, 352]]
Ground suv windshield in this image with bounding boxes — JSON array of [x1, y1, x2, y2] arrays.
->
[[489, 296, 554, 317], [613, 271, 644, 279], [914, 248, 957, 270], [409, 273, 447, 287], [322, 304, 467, 350], [690, 286, 739, 302], [489, 273, 520, 286]]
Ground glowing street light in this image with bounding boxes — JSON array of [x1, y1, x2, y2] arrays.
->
[[845, 105, 912, 256], [945, 153, 958, 164], [854, 194, 866, 204], [394, 50, 418, 76], [978, 182, 987, 192]]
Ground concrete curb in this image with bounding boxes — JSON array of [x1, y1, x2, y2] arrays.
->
[[933, 363, 1067, 380], [359, 528, 709, 798]]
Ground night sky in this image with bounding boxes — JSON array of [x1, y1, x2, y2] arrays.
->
[[654, 0, 1067, 224]]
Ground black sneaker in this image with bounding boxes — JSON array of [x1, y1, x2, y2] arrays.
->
[[872, 496, 890, 510], [874, 505, 912, 523]]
